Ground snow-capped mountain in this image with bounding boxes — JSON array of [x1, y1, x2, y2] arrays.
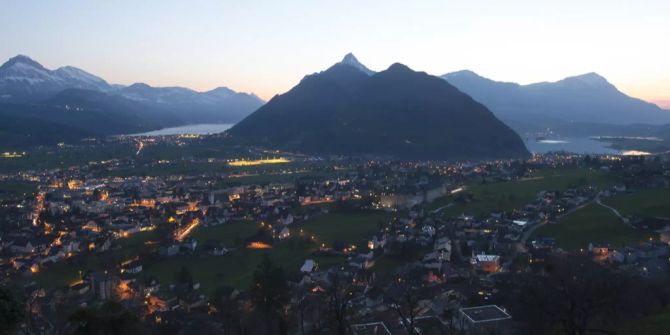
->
[[339, 53, 375, 76], [52, 66, 111, 91], [0, 55, 113, 101], [0, 54, 265, 123]]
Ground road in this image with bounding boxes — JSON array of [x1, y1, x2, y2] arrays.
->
[[595, 193, 628, 223], [503, 199, 594, 269]]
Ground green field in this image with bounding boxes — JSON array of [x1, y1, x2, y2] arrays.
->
[[142, 238, 314, 294], [621, 307, 670, 335], [533, 204, 653, 250], [36, 210, 390, 295], [141, 211, 392, 294], [604, 189, 670, 218], [300, 210, 393, 247], [430, 167, 617, 217], [141, 236, 350, 294], [190, 221, 260, 248], [0, 181, 36, 200]]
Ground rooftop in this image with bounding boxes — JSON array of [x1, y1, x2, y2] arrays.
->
[[460, 305, 512, 323]]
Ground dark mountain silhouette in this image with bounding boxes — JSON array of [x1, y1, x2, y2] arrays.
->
[[0, 88, 184, 146], [442, 70, 670, 134], [229, 55, 530, 160]]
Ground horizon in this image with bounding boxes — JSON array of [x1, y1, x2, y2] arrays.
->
[[1, 1, 669, 108]]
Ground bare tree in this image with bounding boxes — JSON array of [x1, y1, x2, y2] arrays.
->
[[326, 272, 353, 335], [391, 286, 420, 335]]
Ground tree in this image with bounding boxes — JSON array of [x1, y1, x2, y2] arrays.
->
[[251, 254, 289, 335], [69, 301, 146, 335], [391, 286, 420, 335], [174, 266, 194, 289], [211, 286, 243, 335], [326, 272, 353, 335], [507, 255, 669, 335], [0, 288, 23, 335]]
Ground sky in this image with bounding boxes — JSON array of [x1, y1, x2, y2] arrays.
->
[[1, 0, 669, 107]]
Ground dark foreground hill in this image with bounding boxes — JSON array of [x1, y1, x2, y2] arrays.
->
[[229, 56, 530, 161]]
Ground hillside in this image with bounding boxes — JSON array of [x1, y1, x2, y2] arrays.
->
[[229, 56, 530, 160]]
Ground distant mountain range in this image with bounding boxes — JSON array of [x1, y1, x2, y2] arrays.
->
[[442, 70, 670, 135], [229, 54, 530, 160], [0, 55, 264, 145]]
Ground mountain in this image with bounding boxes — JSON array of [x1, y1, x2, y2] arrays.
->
[[442, 70, 670, 134], [0, 55, 264, 124], [0, 55, 113, 102], [228, 55, 530, 160], [340, 53, 375, 76], [118, 83, 263, 123], [0, 88, 185, 146]]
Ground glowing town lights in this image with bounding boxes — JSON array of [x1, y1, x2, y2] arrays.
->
[[247, 242, 273, 249], [228, 158, 291, 167], [175, 218, 200, 241]]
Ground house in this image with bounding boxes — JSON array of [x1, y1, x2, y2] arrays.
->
[[351, 322, 392, 335], [589, 243, 609, 257], [90, 271, 114, 300], [120, 260, 143, 274], [300, 259, 317, 273], [471, 254, 500, 273], [274, 227, 290, 240], [368, 233, 387, 250], [160, 244, 180, 257], [181, 238, 198, 252], [281, 214, 294, 226], [10, 239, 35, 254], [349, 255, 375, 270], [202, 241, 228, 256], [434, 237, 452, 257], [422, 225, 436, 237], [454, 305, 512, 335]]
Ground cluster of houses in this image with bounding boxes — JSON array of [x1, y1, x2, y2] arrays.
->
[[1, 147, 669, 334]]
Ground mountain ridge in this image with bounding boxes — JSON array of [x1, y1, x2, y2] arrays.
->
[[229, 57, 530, 161], [442, 70, 670, 133]]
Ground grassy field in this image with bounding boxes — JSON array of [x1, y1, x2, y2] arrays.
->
[[533, 204, 653, 250], [0, 181, 36, 200], [142, 238, 318, 294], [430, 167, 617, 218], [190, 221, 260, 248], [621, 307, 670, 335], [36, 210, 387, 295], [142, 211, 392, 294], [300, 210, 393, 247], [604, 189, 670, 218]]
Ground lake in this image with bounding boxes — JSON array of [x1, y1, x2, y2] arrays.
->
[[524, 137, 621, 155], [129, 123, 234, 136]]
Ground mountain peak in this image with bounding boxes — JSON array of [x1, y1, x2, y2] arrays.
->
[[444, 69, 482, 79], [387, 63, 412, 72], [339, 53, 375, 76], [1, 54, 47, 71], [556, 72, 612, 89]]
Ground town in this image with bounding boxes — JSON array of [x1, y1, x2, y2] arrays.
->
[[1, 135, 669, 334]]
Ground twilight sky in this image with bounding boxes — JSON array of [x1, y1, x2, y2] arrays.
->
[[1, 0, 669, 107]]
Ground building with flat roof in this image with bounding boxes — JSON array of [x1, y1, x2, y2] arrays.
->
[[455, 305, 512, 335]]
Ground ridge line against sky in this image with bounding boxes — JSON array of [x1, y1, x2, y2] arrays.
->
[[1, 0, 669, 107]]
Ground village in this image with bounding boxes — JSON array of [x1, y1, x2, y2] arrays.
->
[[1, 138, 670, 334]]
